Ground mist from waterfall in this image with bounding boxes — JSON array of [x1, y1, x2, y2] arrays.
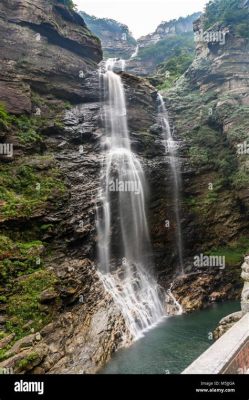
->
[[96, 59, 164, 340], [157, 94, 184, 275]]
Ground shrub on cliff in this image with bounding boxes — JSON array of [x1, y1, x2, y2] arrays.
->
[[138, 32, 195, 65], [56, 0, 76, 10], [157, 52, 194, 89], [205, 0, 249, 38], [80, 12, 137, 47], [0, 103, 11, 131]]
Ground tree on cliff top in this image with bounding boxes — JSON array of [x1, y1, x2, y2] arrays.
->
[[56, 0, 76, 10], [205, 0, 249, 38]]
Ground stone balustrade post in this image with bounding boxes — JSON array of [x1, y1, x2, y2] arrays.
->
[[241, 256, 249, 314]]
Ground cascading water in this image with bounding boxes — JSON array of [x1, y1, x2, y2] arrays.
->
[[96, 59, 164, 340], [166, 283, 183, 315], [130, 45, 139, 59], [157, 94, 184, 275]]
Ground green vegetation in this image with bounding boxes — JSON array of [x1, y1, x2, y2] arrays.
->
[[0, 104, 67, 354], [40, 224, 54, 232], [13, 115, 43, 144], [6, 269, 57, 339], [0, 105, 46, 145], [205, 0, 249, 38], [232, 170, 249, 189], [204, 180, 224, 205], [186, 124, 237, 184], [80, 12, 136, 47], [0, 103, 11, 131], [0, 234, 58, 352], [169, 90, 247, 191], [0, 236, 43, 285], [222, 105, 249, 143], [17, 352, 39, 370], [185, 179, 224, 214], [139, 32, 195, 65], [0, 161, 65, 220], [207, 237, 249, 266], [157, 52, 194, 90], [184, 196, 197, 208], [189, 146, 209, 167]]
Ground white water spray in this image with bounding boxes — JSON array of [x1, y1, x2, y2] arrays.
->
[[166, 283, 183, 315], [96, 59, 164, 339]]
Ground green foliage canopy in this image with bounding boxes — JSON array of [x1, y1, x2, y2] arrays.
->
[[205, 0, 249, 38]]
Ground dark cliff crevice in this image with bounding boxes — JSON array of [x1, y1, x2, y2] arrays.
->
[[53, 4, 85, 26], [15, 21, 102, 62]]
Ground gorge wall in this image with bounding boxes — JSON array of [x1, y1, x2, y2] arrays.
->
[[0, 0, 126, 374], [0, 0, 168, 374], [0, 0, 248, 374], [164, 8, 249, 309], [79, 12, 137, 59], [126, 13, 201, 77]]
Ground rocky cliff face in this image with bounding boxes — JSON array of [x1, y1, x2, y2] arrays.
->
[[0, 0, 130, 374], [80, 12, 137, 59], [162, 7, 249, 310], [126, 13, 201, 77], [0, 0, 170, 374], [0, 0, 248, 375], [0, 0, 102, 114], [138, 13, 201, 48]]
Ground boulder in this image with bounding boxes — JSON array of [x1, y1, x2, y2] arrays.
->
[[39, 289, 58, 304], [0, 334, 15, 350]]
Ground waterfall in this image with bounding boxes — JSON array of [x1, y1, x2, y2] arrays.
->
[[130, 45, 139, 59], [96, 59, 164, 340], [157, 94, 184, 275], [105, 58, 126, 72], [166, 283, 183, 315]]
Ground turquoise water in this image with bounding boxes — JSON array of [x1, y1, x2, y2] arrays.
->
[[101, 301, 240, 374]]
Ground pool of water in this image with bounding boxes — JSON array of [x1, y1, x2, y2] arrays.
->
[[100, 301, 240, 374]]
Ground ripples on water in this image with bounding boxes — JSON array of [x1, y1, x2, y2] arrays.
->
[[100, 301, 240, 374]]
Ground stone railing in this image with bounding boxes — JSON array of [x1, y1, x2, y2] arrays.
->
[[182, 256, 249, 374], [241, 256, 249, 314]]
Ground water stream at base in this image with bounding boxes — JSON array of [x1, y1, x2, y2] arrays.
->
[[100, 301, 240, 374], [96, 59, 164, 340]]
